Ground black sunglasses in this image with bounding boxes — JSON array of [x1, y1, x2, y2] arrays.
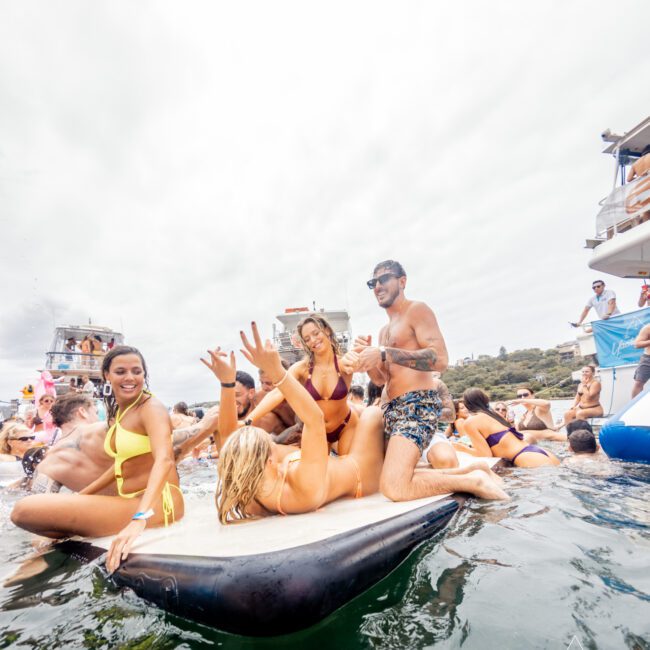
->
[[516, 392, 530, 398], [367, 272, 398, 289], [11, 436, 36, 442]]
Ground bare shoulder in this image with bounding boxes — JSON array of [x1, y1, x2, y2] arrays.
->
[[140, 395, 172, 425], [406, 300, 437, 322], [291, 359, 308, 379]]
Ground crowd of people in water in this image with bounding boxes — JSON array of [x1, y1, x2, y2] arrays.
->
[[0, 260, 607, 573]]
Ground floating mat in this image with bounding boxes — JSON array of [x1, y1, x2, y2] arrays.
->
[[61, 453, 500, 636]]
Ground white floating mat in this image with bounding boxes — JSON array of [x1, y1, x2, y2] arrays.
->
[[87, 453, 499, 558]]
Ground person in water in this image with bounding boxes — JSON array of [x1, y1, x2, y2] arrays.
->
[[510, 386, 565, 442], [456, 388, 559, 467], [561, 366, 603, 426], [246, 315, 357, 454], [0, 422, 36, 462], [350, 260, 505, 498], [11, 345, 184, 573], [201, 323, 386, 522]]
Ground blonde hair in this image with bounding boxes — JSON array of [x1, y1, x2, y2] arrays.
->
[[0, 423, 30, 454], [216, 426, 272, 525], [296, 315, 341, 364]]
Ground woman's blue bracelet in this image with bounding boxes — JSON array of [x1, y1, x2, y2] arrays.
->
[[132, 509, 155, 521]]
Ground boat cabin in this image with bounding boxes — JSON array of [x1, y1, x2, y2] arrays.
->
[[587, 116, 650, 277]]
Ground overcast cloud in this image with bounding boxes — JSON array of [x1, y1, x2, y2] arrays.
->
[[1, 1, 650, 405]]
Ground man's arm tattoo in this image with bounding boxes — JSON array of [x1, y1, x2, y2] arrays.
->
[[31, 471, 62, 494], [386, 347, 438, 371]]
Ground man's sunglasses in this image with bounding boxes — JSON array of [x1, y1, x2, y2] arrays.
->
[[367, 273, 398, 289], [516, 392, 530, 398], [11, 436, 35, 442]]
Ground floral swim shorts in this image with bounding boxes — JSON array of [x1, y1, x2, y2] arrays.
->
[[382, 389, 443, 453]]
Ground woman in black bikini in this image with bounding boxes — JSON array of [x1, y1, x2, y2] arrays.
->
[[246, 315, 358, 454], [455, 389, 559, 468]]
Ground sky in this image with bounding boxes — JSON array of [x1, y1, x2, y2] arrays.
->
[[1, 1, 650, 405]]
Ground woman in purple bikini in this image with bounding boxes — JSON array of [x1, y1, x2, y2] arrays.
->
[[454, 388, 559, 468], [246, 315, 358, 454]]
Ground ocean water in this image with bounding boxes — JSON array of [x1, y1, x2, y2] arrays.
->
[[1, 408, 649, 649]]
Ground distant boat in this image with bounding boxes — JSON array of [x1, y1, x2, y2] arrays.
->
[[271, 307, 352, 365], [45, 324, 125, 394]]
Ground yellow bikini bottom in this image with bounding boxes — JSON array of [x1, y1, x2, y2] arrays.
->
[[121, 482, 183, 527]]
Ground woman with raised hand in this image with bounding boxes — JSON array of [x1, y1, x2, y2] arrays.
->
[[245, 315, 357, 454], [455, 388, 559, 468], [201, 323, 386, 522], [11, 345, 184, 573]]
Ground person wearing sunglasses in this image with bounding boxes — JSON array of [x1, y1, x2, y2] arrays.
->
[[571, 280, 619, 328], [346, 260, 506, 500], [33, 394, 57, 445], [493, 402, 515, 426], [508, 387, 564, 443], [0, 422, 37, 462]]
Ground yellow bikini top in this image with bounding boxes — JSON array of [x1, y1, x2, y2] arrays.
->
[[104, 391, 151, 498]]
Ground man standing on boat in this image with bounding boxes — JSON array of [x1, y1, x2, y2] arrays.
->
[[571, 280, 620, 327], [347, 260, 506, 501]]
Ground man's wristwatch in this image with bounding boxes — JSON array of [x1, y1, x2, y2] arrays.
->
[[379, 346, 387, 364]]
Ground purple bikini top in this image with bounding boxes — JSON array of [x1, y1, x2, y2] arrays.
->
[[485, 427, 524, 448]]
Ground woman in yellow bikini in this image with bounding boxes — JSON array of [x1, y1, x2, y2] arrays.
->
[[201, 323, 385, 523], [11, 345, 183, 572]]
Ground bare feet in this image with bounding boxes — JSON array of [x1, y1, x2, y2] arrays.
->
[[468, 471, 509, 500], [466, 461, 504, 485]]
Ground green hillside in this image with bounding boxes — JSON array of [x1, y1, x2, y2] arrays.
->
[[442, 347, 585, 401]]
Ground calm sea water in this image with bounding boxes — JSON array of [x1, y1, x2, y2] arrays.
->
[[1, 402, 649, 649]]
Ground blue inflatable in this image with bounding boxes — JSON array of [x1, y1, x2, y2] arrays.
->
[[600, 389, 650, 463]]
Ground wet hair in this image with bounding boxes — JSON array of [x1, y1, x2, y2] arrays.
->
[[216, 426, 272, 524], [173, 401, 190, 415], [568, 429, 597, 454], [0, 423, 32, 454], [462, 387, 512, 428], [295, 315, 341, 364], [566, 419, 593, 435], [50, 394, 94, 427], [373, 260, 406, 278], [235, 371, 255, 391], [101, 345, 150, 422], [367, 381, 383, 405], [349, 385, 365, 400]]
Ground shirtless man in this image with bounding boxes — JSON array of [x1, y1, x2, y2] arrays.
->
[[31, 393, 218, 493], [254, 368, 297, 435], [348, 260, 506, 501], [632, 323, 650, 398]]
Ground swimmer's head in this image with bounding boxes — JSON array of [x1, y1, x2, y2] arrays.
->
[[371, 260, 406, 309], [296, 315, 341, 362], [101, 345, 149, 420], [568, 429, 597, 454], [0, 422, 35, 455], [50, 393, 97, 427], [216, 425, 272, 524], [349, 385, 365, 402], [566, 419, 593, 436], [173, 402, 189, 415]]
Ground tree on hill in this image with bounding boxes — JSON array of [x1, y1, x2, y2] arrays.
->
[[443, 347, 583, 401]]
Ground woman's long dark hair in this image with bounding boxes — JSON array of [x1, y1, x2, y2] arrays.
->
[[462, 387, 512, 428], [101, 345, 150, 422]]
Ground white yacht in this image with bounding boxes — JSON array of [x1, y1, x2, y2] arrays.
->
[[272, 307, 351, 365], [578, 116, 650, 414], [45, 324, 125, 393]]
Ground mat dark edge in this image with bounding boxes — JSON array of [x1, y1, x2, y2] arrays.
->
[[58, 494, 466, 636]]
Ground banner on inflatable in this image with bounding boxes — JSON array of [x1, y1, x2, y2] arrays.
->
[[592, 309, 650, 368]]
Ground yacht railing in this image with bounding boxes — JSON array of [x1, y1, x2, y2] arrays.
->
[[45, 352, 105, 372], [595, 173, 650, 240]]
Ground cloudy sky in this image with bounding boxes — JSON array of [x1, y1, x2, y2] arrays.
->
[[1, 1, 650, 405]]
